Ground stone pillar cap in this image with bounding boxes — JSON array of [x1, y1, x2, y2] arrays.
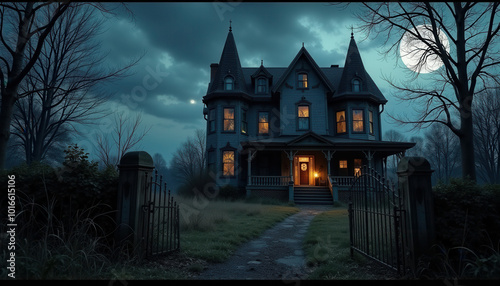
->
[[397, 156, 433, 174], [118, 151, 154, 168]]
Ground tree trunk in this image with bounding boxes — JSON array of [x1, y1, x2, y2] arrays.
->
[[0, 90, 17, 169], [460, 115, 477, 181]]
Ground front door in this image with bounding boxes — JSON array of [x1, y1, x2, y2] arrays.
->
[[300, 162, 309, 185]]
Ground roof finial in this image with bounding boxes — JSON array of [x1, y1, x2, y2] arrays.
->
[[302, 42, 304, 48], [229, 19, 232, 32], [261, 59, 263, 66], [350, 25, 354, 39]]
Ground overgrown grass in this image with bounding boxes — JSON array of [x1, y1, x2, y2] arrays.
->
[[176, 196, 299, 263], [303, 208, 396, 279], [0, 192, 117, 279]]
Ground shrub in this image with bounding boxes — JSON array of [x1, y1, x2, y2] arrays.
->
[[423, 178, 500, 278], [176, 171, 216, 198], [218, 184, 245, 201], [433, 178, 500, 253]]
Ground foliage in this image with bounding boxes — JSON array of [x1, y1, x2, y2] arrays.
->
[[0, 144, 118, 239], [424, 179, 500, 278], [217, 184, 245, 201], [176, 170, 215, 198], [433, 179, 500, 252]]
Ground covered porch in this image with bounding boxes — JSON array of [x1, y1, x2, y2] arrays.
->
[[241, 132, 414, 202]]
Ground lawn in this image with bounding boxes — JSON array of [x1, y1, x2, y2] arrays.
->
[[105, 197, 299, 279], [177, 197, 299, 262], [303, 207, 398, 280]]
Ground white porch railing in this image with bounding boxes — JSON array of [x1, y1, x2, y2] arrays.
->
[[249, 176, 291, 186], [330, 176, 356, 187]]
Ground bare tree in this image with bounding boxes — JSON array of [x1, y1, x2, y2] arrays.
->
[[170, 129, 206, 183], [406, 136, 425, 157], [384, 129, 407, 172], [10, 5, 138, 165], [94, 112, 151, 169], [0, 2, 133, 169], [351, 2, 500, 181], [0, 2, 71, 168], [424, 123, 460, 183], [473, 86, 500, 184]]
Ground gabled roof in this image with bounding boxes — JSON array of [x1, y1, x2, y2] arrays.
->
[[251, 62, 273, 79], [207, 28, 248, 95], [271, 46, 335, 94], [205, 31, 388, 105], [287, 131, 334, 146], [336, 34, 386, 103]]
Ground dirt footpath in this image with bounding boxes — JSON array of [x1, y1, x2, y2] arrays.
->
[[193, 205, 333, 280]]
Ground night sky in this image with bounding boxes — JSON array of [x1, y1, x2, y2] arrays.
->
[[78, 2, 441, 164]]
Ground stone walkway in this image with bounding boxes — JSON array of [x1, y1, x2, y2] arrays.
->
[[194, 205, 333, 280]]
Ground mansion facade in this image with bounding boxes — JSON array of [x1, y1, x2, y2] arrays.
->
[[202, 26, 414, 202]]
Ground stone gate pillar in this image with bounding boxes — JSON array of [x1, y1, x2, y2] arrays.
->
[[397, 156, 435, 272], [115, 151, 154, 257]]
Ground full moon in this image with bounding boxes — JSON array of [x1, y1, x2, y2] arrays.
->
[[399, 25, 450, 73], [190, 99, 196, 104]]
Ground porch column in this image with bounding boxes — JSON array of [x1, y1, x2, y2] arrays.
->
[[247, 150, 257, 186], [283, 149, 298, 183], [363, 150, 375, 169], [322, 150, 335, 177]]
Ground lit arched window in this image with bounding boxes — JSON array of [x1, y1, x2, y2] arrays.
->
[[352, 79, 361, 92], [224, 77, 234, 90]]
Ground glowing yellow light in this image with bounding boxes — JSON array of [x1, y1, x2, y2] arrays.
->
[[314, 172, 318, 178]]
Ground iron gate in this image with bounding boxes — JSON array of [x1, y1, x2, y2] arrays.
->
[[142, 170, 180, 258], [348, 165, 409, 275]]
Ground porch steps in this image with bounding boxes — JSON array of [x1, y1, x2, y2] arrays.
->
[[294, 186, 333, 205]]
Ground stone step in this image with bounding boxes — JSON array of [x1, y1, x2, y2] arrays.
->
[[294, 187, 333, 205]]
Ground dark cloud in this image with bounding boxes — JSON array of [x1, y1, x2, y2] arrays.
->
[[97, 2, 366, 127]]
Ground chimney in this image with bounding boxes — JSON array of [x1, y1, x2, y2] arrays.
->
[[210, 63, 219, 82], [331, 64, 339, 68]]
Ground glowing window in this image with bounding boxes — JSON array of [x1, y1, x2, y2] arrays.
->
[[339, 160, 347, 169], [298, 105, 310, 130], [224, 77, 233, 90], [369, 110, 374, 135], [354, 159, 362, 176], [353, 79, 361, 92], [222, 151, 235, 176], [258, 112, 269, 134], [353, 109, 364, 132], [298, 73, 308, 88], [223, 108, 235, 131], [257, 78, 267, 93], [336, 111, 346, 134]]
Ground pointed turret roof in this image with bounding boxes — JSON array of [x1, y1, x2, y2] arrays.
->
[[336, 34, 386, 103], [207, 26, 248, 95]]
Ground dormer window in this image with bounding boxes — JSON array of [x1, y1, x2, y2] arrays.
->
[[224, 76, 234, 90], [298, 73, 308, 88], [352, 79, 361, 92], [257, 78, 267, 94]]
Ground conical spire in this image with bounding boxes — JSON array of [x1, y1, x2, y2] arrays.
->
[[337, 34, 386, 102], [208, 25, 248, 94]]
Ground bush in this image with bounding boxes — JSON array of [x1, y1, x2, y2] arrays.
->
[[176, 171, 216, 198], [218, 184, 245, 201], [433, 178, 500, 253], [0, 144, 119, 241]]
